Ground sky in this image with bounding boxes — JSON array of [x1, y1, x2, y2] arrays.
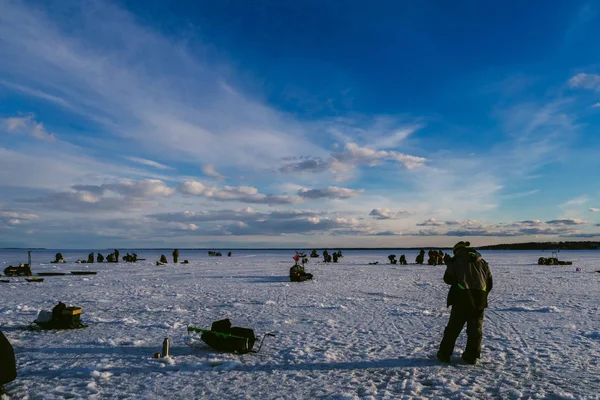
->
[[1, 0, 600, 249]]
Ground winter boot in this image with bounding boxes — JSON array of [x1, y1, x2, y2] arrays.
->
[[436, 351, 451, 364], [461, 352, 477, 365]]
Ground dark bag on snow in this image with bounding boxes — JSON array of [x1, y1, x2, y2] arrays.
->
[[211, 319, 232, 333], [0, 331, 17, 385], [200, 319, 257, 354]]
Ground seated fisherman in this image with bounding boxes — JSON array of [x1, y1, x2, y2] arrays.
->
[[428, 250, 437, 265], [289, 264, 313, 282]]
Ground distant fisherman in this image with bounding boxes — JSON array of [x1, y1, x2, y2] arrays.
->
[[415, 249, 425, 265], [437, 241, 493, 365]]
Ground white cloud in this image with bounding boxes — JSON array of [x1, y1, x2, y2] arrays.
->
[[73, 179, 175, 198], [545, 218, 587, 226], [1, 114, 55, 141], [178, 180, 301, 205], [568, 73, 600, 91], [170, 222, 199, 231], [404, 218, 584, 237], [0, 80, 72, 108], [23, 190, 157, 213], [0, 145, 173, 192], [178, 181, 206, 196], [21, 179, 175, 213], [278, 139, 427, 178], [149, 208, 370, 236], [501, 189, 540, 199], [278, 157, 329, 174], [0, 211, 38, 220], [325, 116, 422, 150], [369, 208, 414, 220], [406, 98, 580, 222], [403, 162, 502, 219], [334, 143, 427, 170], [560, 196, 589, 208], [297, 186, 363, 199], [202, 164, 224, 181], [559, 196, 589, 217], [126, 157, 172, 170], [4, 117, 27, 131], [508, 220, 544, 227], [493, 99, 577, 183], [0, 210, 38, 228], [371, 125, 422, 149], [592, 103, 600, 108], [151, 208, 322, 224], [416, 218, 445, 227]]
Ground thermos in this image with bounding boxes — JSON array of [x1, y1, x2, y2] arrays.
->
[[162, 338, 170, 358]]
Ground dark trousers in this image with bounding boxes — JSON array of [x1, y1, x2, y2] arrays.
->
[[438, 306, 484, 359]]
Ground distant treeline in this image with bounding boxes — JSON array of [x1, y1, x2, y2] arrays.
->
[[478, 241, 600, 250]]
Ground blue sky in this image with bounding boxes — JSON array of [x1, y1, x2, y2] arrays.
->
[[1, 0, 600, 248]]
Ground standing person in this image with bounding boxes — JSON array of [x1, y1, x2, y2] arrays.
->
[[173, 249, 179, 263], [437, 241, 493, 365], [0, 330, 17, 395]]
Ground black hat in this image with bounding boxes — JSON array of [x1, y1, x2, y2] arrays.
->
[[452, 241, 470, 253]]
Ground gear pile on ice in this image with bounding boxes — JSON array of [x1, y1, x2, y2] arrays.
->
[[290, 252, 313, 282], [537, 257, 573, 265], [187, 319, 275, 354], [30, 302, 88, 330]]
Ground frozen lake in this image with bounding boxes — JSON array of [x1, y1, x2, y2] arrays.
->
[[1, 249, 599, 399]]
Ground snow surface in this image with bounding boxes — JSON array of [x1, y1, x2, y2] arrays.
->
[[0, 249, 599, 399]]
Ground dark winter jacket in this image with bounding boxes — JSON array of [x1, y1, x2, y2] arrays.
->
[[443, 248, 493, 310], [0, 330, 17, 385]]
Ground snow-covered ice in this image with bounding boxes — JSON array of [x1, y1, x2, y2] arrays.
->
[[1, 249, 599, 399]]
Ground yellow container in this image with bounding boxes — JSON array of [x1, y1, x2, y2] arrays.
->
[[62, 307, 82, 316]]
